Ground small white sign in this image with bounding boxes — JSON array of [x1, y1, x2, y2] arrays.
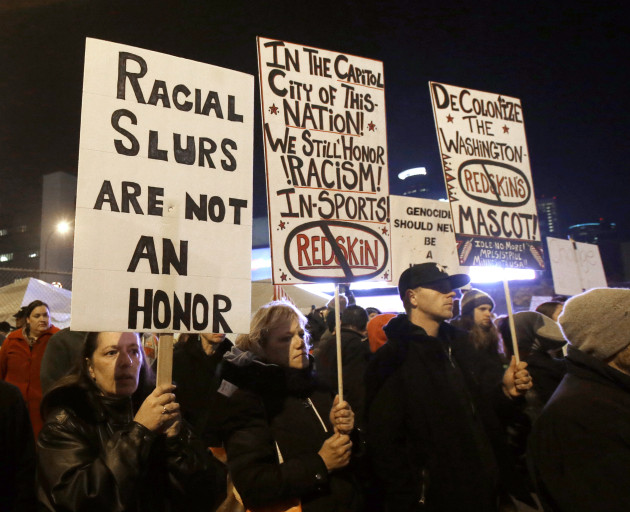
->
[[547, 237, 607, 296], [389, 196, 460, 280]]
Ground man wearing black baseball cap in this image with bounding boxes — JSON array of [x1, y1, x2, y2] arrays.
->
[[365, 263, 535, 511]]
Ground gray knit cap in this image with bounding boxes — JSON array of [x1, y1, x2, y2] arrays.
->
[[559, 287, 630, 360], [460, 289, 495, 316]]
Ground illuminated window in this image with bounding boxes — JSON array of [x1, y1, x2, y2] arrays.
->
[[0, 228, 7, 236], [0, 253, 13, 262], [16, 225, 27, 233], [28, 251, 39, 258]]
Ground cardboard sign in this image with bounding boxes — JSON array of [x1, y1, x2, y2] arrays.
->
[[258, 37, 391, 284], [429, 82, 544, 270], [71, 38, 254, 333], [547, 237, 607, 296], [389, 195, 460, 279]]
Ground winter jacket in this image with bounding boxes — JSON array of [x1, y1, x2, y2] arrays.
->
[[365, 314, 533, 512], [37, 384, 226, 512], [172, 335, 232, 446], [0, 380, 36, 512], [528, 346, 630, 512], [315, 327, 370, 425], [0, 325, 59, 438], [217, 348, 363, 512]]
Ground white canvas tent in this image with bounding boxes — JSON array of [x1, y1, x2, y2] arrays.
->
[[0, 278, 72, 328], [251, 280, 329, 316], [0, 278, 328, 332]]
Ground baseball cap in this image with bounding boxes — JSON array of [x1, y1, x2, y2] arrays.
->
[[398, 262, 470, 299]]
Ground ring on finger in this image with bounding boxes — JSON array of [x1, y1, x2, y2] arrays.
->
[[162, 405, 167, 415]]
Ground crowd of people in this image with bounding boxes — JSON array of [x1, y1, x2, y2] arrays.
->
[[1, 264, 629, 511]]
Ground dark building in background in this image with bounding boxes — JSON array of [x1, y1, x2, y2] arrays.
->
[[0, 210, 41, 287], [537, 196, 564, 283], [537, 196, 563, 239], [0, 171, 75, 289], [568, 221, 618, 244]]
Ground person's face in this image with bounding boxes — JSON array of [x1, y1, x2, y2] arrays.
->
[[26, 306, 50, 336], [551, 304, 563, 322], [88, 332, 143, 397], [610, 345, 630, 376], [409, 281, 456, 322], [473, 304, 493, 328], [263, 318, 308, 369], [200, 333, 226, 355]]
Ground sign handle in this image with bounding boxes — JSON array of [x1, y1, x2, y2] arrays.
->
[[156, 333, 174, 387], [334, 285, 344, 402], [502, 278, 520, 364]]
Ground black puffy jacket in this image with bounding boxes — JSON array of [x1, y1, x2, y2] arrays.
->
[[217, 348, 363, 512], [37, 385, 226, 512]]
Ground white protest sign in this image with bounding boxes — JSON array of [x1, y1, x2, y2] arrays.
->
[[547, 237, 607, 296], [258, 37, 391, 285], [429, 82, 544, 270], [389, 195, 460, 278], [72, 38, 254, 333]]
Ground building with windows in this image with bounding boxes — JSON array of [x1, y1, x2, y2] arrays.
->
[[537, 195, 562, 239], [0, 171, 76, 288]]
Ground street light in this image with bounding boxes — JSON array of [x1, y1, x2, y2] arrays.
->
[[43, 220, 73, 271]]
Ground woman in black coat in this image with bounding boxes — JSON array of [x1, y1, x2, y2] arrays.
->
[[218, 301, 362, 512], [37, 331, 225, 512]]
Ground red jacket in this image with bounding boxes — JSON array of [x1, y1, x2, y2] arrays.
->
[[0, 325, 59, 439]]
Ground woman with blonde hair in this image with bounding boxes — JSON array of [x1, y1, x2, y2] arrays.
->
[[218, 301, 362, 512]]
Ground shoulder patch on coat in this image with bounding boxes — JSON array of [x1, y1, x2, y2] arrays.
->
[[217, 379, 239, 397]]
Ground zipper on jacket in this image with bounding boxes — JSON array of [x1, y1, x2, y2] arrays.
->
[[305, 398, 328, 433], [418, 468, 428, 506]]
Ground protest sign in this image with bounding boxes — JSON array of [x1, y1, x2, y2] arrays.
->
[[389, 195, 460, 278], [71, 38, 254, 333], [547, 237, 607, 296], [258, 37, 391, 284], [429, 82, 544, 270]]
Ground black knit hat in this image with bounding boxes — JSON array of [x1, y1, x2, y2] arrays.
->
[[460, 289, 495, 316], [398, 263, 470, 299]]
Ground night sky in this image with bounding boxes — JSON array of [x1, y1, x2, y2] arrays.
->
[[2, 1, 628, 236]]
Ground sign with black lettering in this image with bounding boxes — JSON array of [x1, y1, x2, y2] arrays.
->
[[390, 195, 460, 278], [257, 37, 391, 284], [547, 237, 607, 295], [71, 38, 254, 333], [429, 82, 544, 270]]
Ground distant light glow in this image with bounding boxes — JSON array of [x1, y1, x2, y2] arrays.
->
[[398, 167, 427, 180], [251, 247, 272, 280], [56, 221, 72, 234], [354, 295, 404, 314], [468, 266, 536, 283], [298, 281, 396, 296], [569, 223, 599, 229]]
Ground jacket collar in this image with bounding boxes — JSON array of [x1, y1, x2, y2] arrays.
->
[[222, 347, 318, 397], [567, 346, 630, 394]]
